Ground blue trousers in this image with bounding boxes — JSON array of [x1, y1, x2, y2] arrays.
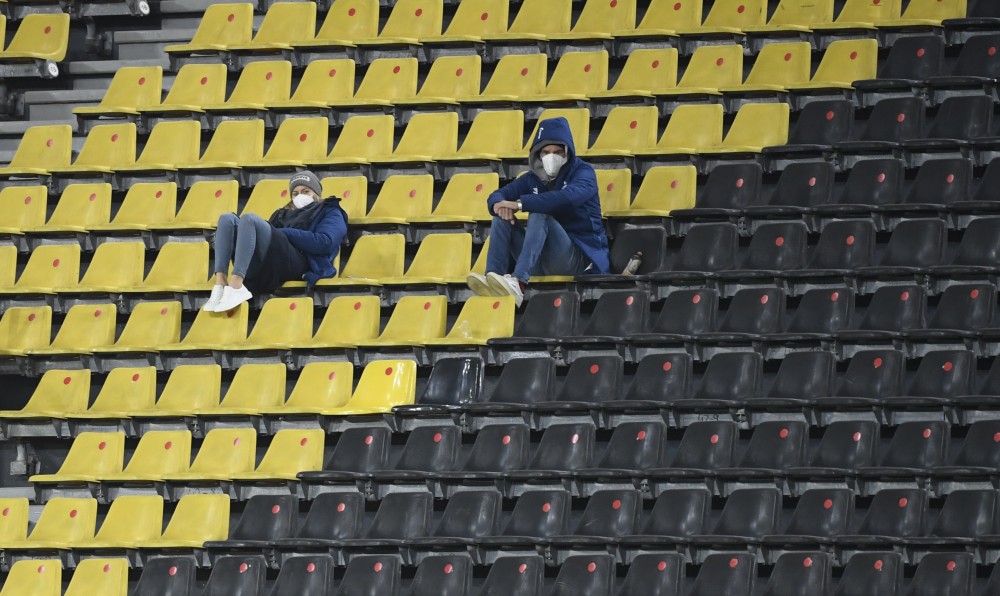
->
[[485, 213, 588, 283], [214, 213, 272, 278]]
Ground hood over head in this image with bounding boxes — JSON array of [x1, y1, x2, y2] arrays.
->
[[529, 117, 576, 183]]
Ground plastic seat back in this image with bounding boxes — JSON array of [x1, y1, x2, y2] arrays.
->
[[527, 423, 595, 471], [783, 288, 853, 335], [366, 492, 433, 540], [596, 421, 666, 470], [671, 421, 738, 468], [3, 13, 70, 61], [0, 185, 47, 232], [64, 558, 129, 596], [379, 0, 443, 39], [201, 555, 266, 596], [689, 553, 755, 596], [710, 487, 782, 538], [392, 426, 460, 473], [907, 350, 974, 398], [501, 489, 570, 538], [133, 557, 196, 596], [856, 488, 928, 538], [782, 488, 854, 537], [578, 290, 649, 337], [617, 553, 684, 596], [692, 352, 764, 401], [196, 120, 264, 166], [295, 493, 365, 541], [875, 219, 946, 267], [0, 559, 61, 596], [570, 490, 641, 539], [478, 556, 544, 596], [410, 556, 471, 596], [788, 99, 854, 145], [344, 360, 417, 411], [1, 124, 73, 173], [431, 490, 502, 539], [269, 555, 335, 596], [762, 552, 832, 596], [808, 421, 880, 469], [243, 2, 315, 48], [227, 495, 298, 542], [673, 223, 739, 272], [461, 424, 530, 474], [837, 350, 905, 399], [314, 0, 378, 42], [556, 355, 624, 404], [928, 489, 998, 539], [623, 353, 693, 405], [739, 421, 808, 469], [834, 552, 903, 596], [854, 285, 926, 332], [159, 494, 230, 545], [807, 219, 876, 269], [186, 428, 256, 476], [488, 357, 557, 405], [216, 363, 285, 412], [323, 427, 390, 474], [655, 104, 724, 151], [549, 554, 615, 596], [168, 181, 240, 228], [283, 362, 354, 411], [511, 291, 579, 339], [418, 357, 483, 407]]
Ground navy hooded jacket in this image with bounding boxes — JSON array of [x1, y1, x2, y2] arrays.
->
[[276, 198, 349, 287], [486, 116, 611, 274]]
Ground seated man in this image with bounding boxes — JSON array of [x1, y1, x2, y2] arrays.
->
[[467, 116, 610, 306]]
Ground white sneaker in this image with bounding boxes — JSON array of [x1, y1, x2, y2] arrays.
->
[[211, 285, 253, 312], [466, 272, 498, 297], [202, 284, 226, 312], [486, 272, 524, 307]]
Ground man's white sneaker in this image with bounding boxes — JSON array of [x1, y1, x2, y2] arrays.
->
[[486, 272, 523, 307], [466, 272, 498, 296], [211, 285, 253, 312], [202, 284, 226, 312]]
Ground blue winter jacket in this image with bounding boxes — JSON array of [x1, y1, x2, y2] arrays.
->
[[486, 116, 611, 274], [278, 198, 349, 287]]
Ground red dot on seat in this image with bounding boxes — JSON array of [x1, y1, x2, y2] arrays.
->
[[348, 7, 356, 16], [775, 236, 784, 247], [636, 430, 647, 440], [784, 52, 792, 61], [337, 502, 346, 512], [736, 178, 744, 188], [98, 441, 106, 450], [289, 302, 297, 310], [716, 58, 725, 66], [227, 13, 235, 21], [475, 183, 484, 192], [657, 560, 667, 571], [226, 309, 236, 318], [542, 503, 551, 512], [626, 295, 635, 305], [916, 48, 926, 57], [374, 562, 383, 572], [823, 498, 833, 509], [38, 565, 45, 573], [444, 563, 454, 574], [155, 190, 163, 198], [409, 189, 417, 198], [299, 133, 308, 142], [803, 557, 813, 568], [947, 560, 956, 571], [760, 294, 769, 304], [111, 134, 119, 142], [366, 129, 375, 138], [612, 499, 621, 510], [873, 357, 883, 368], [874, 560, 883, 571], [265, 72, 273, 81], [433, 432, 443, 443], [46, 139, 54, 147], [300, 437, 309, 446], [923, 428, 932, 438], [233, 438, 240, 445], [877, 173, 886, 183], [990, 47, 998, 56], [200, 77, 208, 85], [662, 361, 672, 372], [94, 309, 102, 317], [896, 113, 906, 123], [850, 51, 859, 60], [385, 367, 393, 375], [629, 120, 638, 129], [831, 291, 840, 301], [63, 377, 71, 385], [710, 434, 719, 444], [737, 4, 745, 13], [571, 434, 579, 444], [2, 508, 9, 517], [23, 196, 30, 204], [607, 183, 615, 192], [70, 509, 77, 518], [584, 64, 592, 73], [481, 12, 489, 20], [456, 68, 464, 77], [853, 431, 862, 442], [28, 314, 36, 321], [692, 294, 701, 304], [164, 441, 172, 450], [808, 177, 817, 187], [307, 562, 316, 573], [131, 373, 139, 382], [898, 497, 908, 507], [670, 180, 679, 189], [518, 563, 528, 573], [846, 235, 856, 245], [992, 432, 999, 443], [502, 435, 511, 445], [873, 0, 880, 4], [729, 558, 738, 568], [168, 566, 177, 576], [521, 68, 529, 76], [553, 297, 563, 307], [610, 0, 618, 6], [138, 77, 146, 85], [415, 8, 422, 16], [44, 26, 52, 34], [946, 174, 955, 184], [779, 428, 789, 439], [652, 60, 660, 68], [343, 190, 351, 198], [900, 291, 910, 301], [826, 111, 835, 121], [424, 301, 431, 310], [943, 361, 953, 372], [271, 505, 281, 514], [587, 562, 597, 572], [492, 300, 501, 310], [674, 2, 682, 9], [971, 289, 980, 299], [215, 190, 223, 198], [590, 364, 600, 374], [239, 563, 249, 573]]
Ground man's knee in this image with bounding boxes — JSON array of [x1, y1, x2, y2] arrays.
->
[[525, 212, 552, 227]]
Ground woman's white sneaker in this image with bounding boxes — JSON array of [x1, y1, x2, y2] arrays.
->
[[211, 285, 253, 312], [202, 284, 226, 312]]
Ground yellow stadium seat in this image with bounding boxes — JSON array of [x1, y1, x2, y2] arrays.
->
[[244, 116, 329, 168], [329, 57, 418, 107], [0, 246, 15, 289], [89, 182, 177, 231], [395, 55, 482, 106], [137, 64, 228, 116], [154, 493, 230, 547], [305, 295, 381, 348], [232, 296, 314, 350], [608, 165, 698, 216], [425, 295, 515, 345], [441, 110, 525, 161], [714, 102, 790, 152], [358, 174, 435, 224], [116, 120, 202, 174], [93, 301, 181, 353], [595, 169, 633, 213], [177, 119, 264, 169], [743, 0, 834, 32], [537, 50, 609, 101], [298, 0, 378, 47], [382, 233, 472, 285], [268, 59, 356, 110], [897, 0, 965, 24], [204, 61, 292, 113], [241, 179, 291, 219], [61, 241, 145, 293], [0, 124, 72, 176], [320, 359, 417, 415], [64, 558, 128, 596], [358, 295, 447, 347], [74, 66, 164, 117], [24, 303, 115, 357], [160, 302, 249, 351], [226, 2, 316, 51], [702, 0, 767, 30], [0, 497, 96, 549], [0, 185, 47, 233], [817, 0, 901, 28], [470, 53, 547, 103], [663, 44, 744, 95], [636, 103, 724, 155], [209, 362, 286, 415], [582, 105, 659, 156], [591, 48, 679, 99], [321, 175, 368, 220], [435, 0, 509, 41], [87, 497, 164, 549], [487, 0, 571, 40], [137, 364, 221, 417], [524, 108, 591, 153], [47, 123, 136, 175], [367, 0, 443, 44], [264, 361, 354, 413], [0, 368, 88, 418], [381, 112, 458, 162], [101, 430, 192, 482], [24, 183, 112, 233], [0, 13, 70, 62], [0, 499, 28, 544], [163, 429, 256, 482], [164, 3, 254, 54], [471, 237, 489, 275], [787, 39, 878, 90], [232, 429, 325, 481], [315, 114, 395, 166], [315, 233, 404, 286], [0, 559, 61, 596], [0, 244, 80, 295], [150, 180, 239, 231], [70, 366, 157, 418], [623, 0, 702, 34], [29, 431, 125, 483], [133, 242, 212, 293], [410, 173, 497, 223], [550, 0, 636, 38], [723, 41, 812, 91]]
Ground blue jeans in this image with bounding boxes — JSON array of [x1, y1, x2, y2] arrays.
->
[[214, 213, 272, 278], [485, 213, 589, 283]]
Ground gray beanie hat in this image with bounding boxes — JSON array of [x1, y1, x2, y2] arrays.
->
[[289, 170, 323, 197]]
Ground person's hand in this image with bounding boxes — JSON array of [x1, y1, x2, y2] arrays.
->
[[494, 200, 520, 224]]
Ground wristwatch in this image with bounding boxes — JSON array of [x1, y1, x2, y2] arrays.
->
[[516, 200, 523, 211]]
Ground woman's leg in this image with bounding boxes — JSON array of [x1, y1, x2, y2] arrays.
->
[[228, 213, 273, 288], [212, 213, 239, 285]]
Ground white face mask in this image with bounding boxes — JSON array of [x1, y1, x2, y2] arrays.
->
[[291, 193, 315, 209], [541, 153, 567, 178]]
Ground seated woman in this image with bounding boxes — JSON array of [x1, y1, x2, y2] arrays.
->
[[204, 170, 349, 312]]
